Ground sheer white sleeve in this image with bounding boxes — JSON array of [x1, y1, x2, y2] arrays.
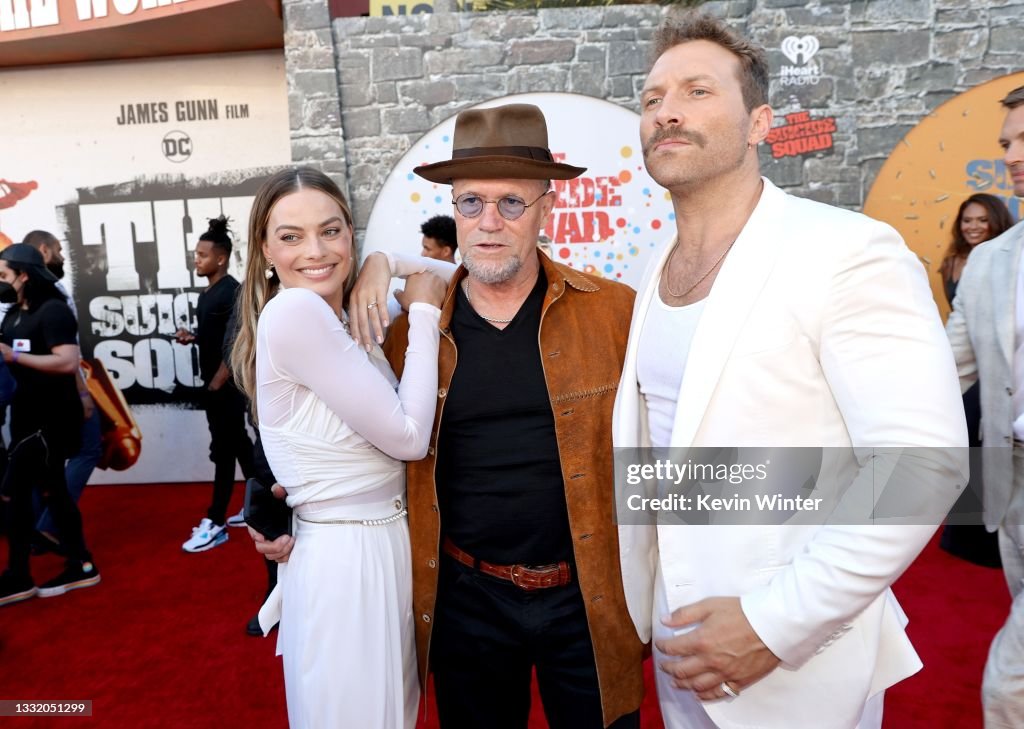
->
[[257, 287, 440, 461], [385, 251, 458, 282]]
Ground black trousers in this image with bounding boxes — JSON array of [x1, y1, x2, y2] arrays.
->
[[941, 381, 1002, 568], [431, 555, 640, 729], [204, 385, 255, 526], [4, 431, 91, 578]]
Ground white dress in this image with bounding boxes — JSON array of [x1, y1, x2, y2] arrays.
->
[[254, 286, 440, 729]]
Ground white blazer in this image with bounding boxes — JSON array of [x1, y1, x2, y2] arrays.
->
[[613, 179, 968, 728], [946, 220, 1024, 530]]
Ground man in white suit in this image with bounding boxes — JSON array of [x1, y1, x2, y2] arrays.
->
[[612, 12, 968, 729], [946, 84, 1024, 729]]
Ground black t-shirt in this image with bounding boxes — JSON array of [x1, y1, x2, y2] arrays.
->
[[1, 296, 83, 451], [435, 271, 574, 566], [196, 275, 240, 385]]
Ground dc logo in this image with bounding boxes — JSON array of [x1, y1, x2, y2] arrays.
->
[[162, 131, 192, 163]]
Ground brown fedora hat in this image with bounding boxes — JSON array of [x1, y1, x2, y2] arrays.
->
[[414, 103, 586, 184]]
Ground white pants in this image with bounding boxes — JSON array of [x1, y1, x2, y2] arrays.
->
[[983, 451, 1024, 729], [653, 566, 884, 729]]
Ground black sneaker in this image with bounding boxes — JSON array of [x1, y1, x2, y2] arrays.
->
[[0, 571, 37, 607], [37, 561, 101, 598]]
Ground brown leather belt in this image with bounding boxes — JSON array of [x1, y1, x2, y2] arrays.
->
[[442, 536, 572, 591]]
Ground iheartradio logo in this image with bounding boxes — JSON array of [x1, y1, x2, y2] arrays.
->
[[780, 36, 820, 66]]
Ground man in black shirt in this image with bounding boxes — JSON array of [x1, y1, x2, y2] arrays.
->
[[176, 217, 254, 553], [346, 105, 644, 729], [23, 230, 102, 553], [0, 244, 98, 605]]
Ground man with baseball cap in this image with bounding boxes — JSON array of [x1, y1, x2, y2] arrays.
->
[[351, 103, 645, 728]]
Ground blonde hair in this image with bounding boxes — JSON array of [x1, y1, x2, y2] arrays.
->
[[230, 167, 357, 415]]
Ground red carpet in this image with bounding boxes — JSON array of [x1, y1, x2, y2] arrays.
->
[[0, 483, 1009, 728]]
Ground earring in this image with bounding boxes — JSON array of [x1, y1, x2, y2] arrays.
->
[[265, 261, 275, 279]]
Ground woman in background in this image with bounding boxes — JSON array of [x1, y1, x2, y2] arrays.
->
[[940, 193, 1014, 567], [230, 167, 445, 728], [940, 193, 1014, 303]]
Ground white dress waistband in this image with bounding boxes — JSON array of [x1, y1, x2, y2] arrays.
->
[[257, 492, 408, 637], [293, 492, 406, 522]]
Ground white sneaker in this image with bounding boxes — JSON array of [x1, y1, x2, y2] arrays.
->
[[226, 509, 247, 528], [182, 518, 229, 553]]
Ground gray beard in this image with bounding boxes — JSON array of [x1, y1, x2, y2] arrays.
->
[[462, 252, 523, 285]]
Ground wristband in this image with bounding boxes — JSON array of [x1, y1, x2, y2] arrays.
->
[[80, 392, 91, 399], [11, 350, 19, 363]]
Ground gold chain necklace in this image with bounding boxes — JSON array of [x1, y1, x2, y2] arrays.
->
[[464, 278, 515, 324], [664, 239, 737, 299]]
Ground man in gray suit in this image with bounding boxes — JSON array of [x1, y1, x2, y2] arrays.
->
[[947, 84, 1024, 729]]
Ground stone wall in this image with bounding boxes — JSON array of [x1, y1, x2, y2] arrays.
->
[[283, 0, 1024, 235], [326, 4, 677, 229], [284, 0, 348, 191]]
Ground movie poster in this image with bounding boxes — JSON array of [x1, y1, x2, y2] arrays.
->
[[63, 173, 269, 405], [0, 51, 291, 483]]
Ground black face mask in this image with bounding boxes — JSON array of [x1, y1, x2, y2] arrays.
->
[[0, 281, 18, 305], [47, 261, 64, 280]]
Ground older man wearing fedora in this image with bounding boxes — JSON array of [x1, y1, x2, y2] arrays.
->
[[348, 103, 644, 728]]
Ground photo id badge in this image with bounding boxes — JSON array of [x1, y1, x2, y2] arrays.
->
[[12, 339, 30, 353]]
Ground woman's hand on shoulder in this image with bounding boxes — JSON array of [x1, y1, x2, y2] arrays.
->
[[402, 271, 446, 310], [348, 252, 393, 351]]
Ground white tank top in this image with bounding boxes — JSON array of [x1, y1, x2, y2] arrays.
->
[[637, 292, 706, 448]]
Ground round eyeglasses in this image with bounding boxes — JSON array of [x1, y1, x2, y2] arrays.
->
[[452, 191, 551, 221]]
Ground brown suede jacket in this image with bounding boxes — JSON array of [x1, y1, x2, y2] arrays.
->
[[383, 252, 644, 727]]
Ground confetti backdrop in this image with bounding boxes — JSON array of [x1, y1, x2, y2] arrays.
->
[[863, 71, 1024, 319], [362, 92, 673, 289]]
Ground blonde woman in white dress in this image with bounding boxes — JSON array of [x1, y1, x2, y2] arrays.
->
[[231, 167, 446, 729]]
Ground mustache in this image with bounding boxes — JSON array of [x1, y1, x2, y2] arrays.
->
[[642, 128, 707, 156]]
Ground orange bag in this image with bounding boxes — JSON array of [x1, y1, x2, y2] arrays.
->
[[82, 359, 142, 470]]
